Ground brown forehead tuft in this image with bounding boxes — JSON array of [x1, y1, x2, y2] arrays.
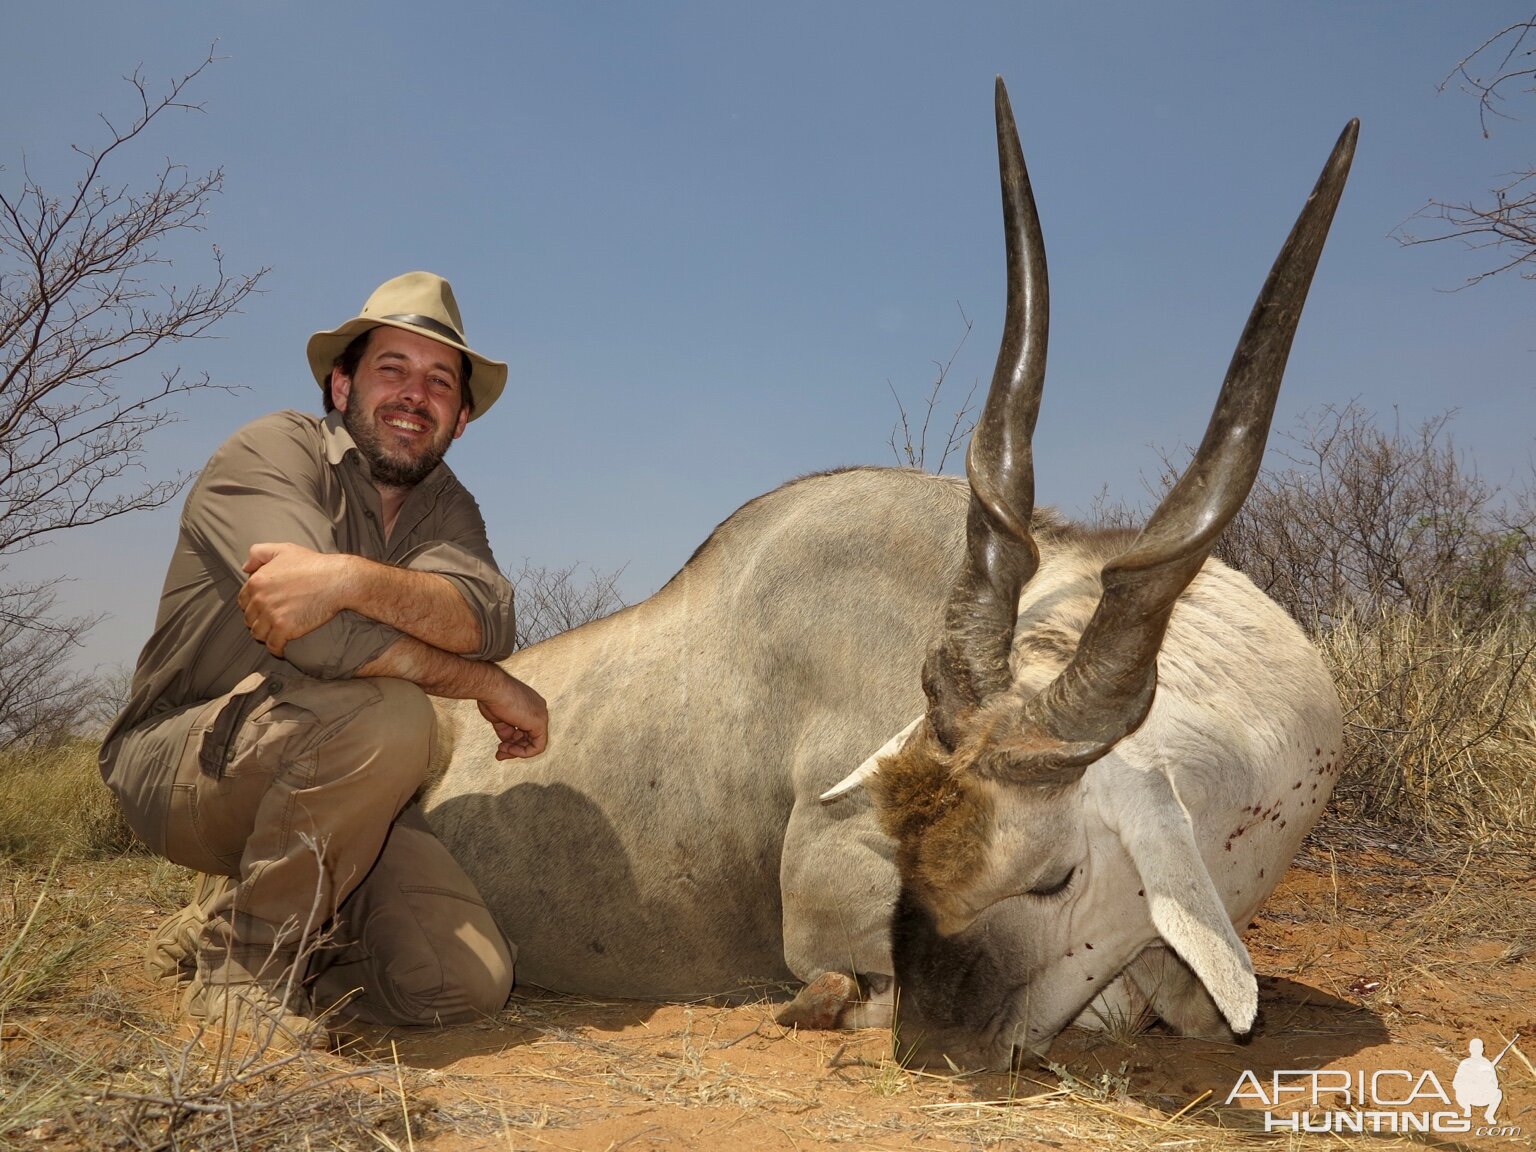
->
[[869, 723, 995, 894]]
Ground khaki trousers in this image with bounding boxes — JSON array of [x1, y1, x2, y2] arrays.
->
[[102, 671, 513, 1027]]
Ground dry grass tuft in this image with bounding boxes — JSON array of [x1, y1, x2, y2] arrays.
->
[[1, 857, 117, 1017], [0, 738, 137, 861], [1321, 598, 1536, 847], [0, 859, 444, 1152]]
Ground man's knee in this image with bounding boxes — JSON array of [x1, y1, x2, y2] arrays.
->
[[309, 805, 514, 1027], [318, 917, 514, 1027], [357, 678, 435, 757], [283, 676, 435, 794], [374, 899, 513, 1025], [427, 933, 514, 1024]]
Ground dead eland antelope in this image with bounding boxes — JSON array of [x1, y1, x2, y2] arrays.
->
[[424, 78, 1355, 1070]]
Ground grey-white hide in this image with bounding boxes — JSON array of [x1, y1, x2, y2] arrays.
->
[[424, 468, 965, 1001]]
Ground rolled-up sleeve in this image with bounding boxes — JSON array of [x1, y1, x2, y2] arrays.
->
[[400, 488, 518, 662], [282, 611, 403, 679]]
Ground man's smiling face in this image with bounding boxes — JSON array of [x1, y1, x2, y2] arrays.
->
[[332, 326, 470, 488]]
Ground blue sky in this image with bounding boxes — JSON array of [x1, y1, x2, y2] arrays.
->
[[3, 3, 1533, 676]]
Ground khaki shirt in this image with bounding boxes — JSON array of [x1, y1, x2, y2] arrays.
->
[[103, 409, 516, 749]]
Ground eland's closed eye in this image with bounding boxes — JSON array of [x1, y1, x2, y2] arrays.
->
[[1028, 867, 1074, 899]]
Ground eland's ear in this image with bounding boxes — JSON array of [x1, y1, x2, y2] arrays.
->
[[820, 717, 924, 803], [1105, 772, 1257, 1033]]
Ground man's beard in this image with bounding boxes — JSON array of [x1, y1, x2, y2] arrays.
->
[[343, 403, 453, 488]]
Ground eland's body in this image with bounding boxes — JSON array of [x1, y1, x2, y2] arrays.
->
[[425, 80, 1355, 1067], [424, 479, 1340, 1047]]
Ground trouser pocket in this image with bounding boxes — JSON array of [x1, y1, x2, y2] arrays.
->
[[165, 673, 280, 874], [101, 672, 266, 861]]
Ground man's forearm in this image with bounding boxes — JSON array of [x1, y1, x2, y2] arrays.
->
[[355, 634, 548, 758], [342, 557, 482, 654], [355, 632, 499, 698]]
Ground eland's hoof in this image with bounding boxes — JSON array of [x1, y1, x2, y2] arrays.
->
[[775, 971, 861, 1030]]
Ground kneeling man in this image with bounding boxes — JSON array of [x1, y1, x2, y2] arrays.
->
[[101, 272, 546, 1049]]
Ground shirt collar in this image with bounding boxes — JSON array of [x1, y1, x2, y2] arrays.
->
[[320, 409, 356, 466]]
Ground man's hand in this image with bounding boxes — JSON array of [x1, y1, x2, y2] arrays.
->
[[239, 542, 354, 656], [477, 673, 549, 760]]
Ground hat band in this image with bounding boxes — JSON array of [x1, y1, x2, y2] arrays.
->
[[380, 313, 465, 346]]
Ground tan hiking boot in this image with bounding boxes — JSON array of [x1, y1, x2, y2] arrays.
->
[[147, 872, 231, 985], [182, 970, 331, 1057]]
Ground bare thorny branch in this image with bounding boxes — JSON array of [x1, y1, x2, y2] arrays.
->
[[0, 49, 264, 742], [0, 579, 99, 748], [510, 560, 628, 649], [1394, 15, 1536, 285], [1441, 17, 1536, 138], [888, 301, 977, 473], [1214, 402, 1536, 629], [1395, 170, 1536, 286], [0, 50, 266, 557]]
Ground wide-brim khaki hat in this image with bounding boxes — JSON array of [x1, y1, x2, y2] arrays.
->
[[306, 271, 507, 420]]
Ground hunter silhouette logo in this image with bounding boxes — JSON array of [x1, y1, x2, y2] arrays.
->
[[1455, 1037, 1515, 1124], [1226, 1033, 1523, 1137]]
